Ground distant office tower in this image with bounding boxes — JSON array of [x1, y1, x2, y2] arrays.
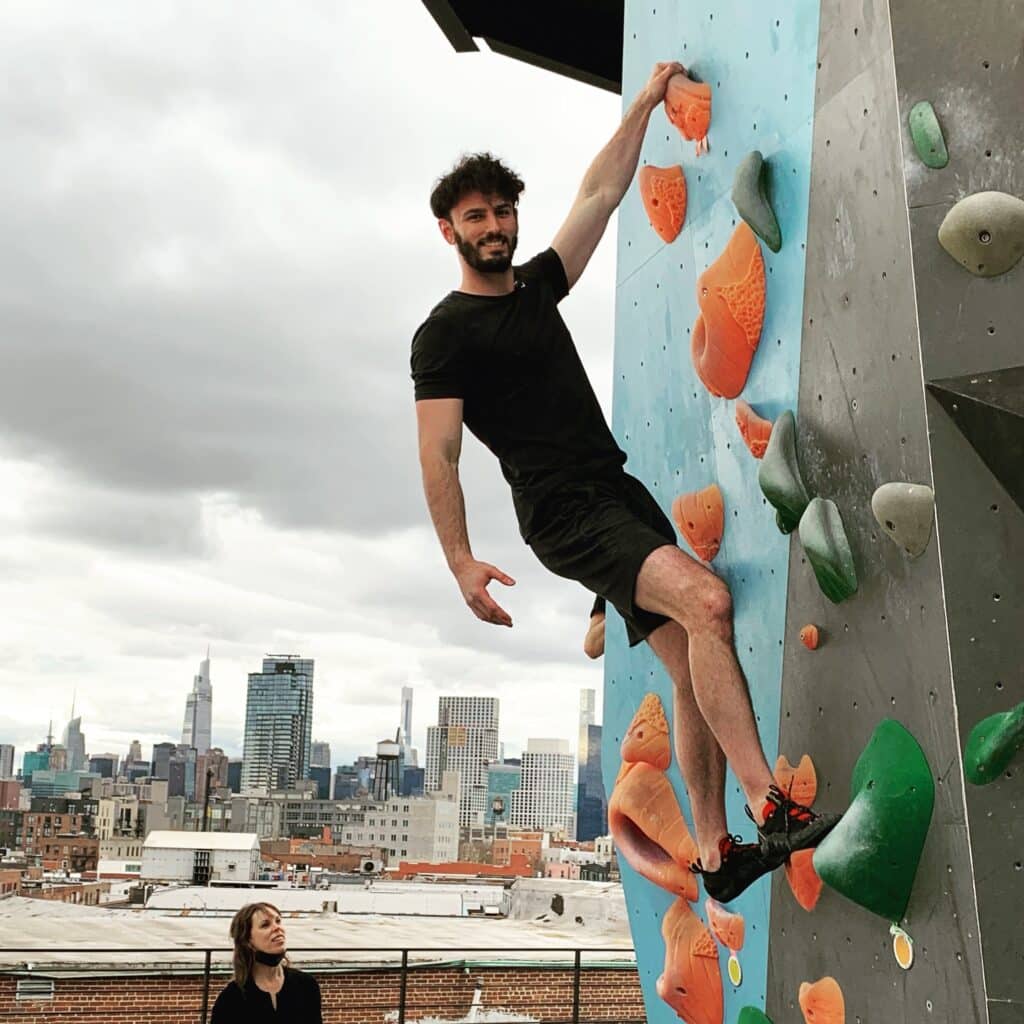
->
[[486, 762, 521, 824], [425, 696, 499, 828], [168, 744, 198, 799], [333, 764, 360, 800], [127, 739, 142, 764], [227, 758, 243, 793], [399, 686, 418, 766], [578, 688, 596, 762], [310, 740, 331, 769], [400, 764, 425, 797], [576, 723, 608, 841], [511, 738, 576, 835], [181, 648, 213, 754], [151, 742, 176, 780], [62, 716, 86, 772], [0, 744, 14, 778], [88, 754, 119, 779], [240, 655, 314, 793]]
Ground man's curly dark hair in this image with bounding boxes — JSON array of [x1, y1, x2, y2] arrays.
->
[[429, 152, 525, 221]]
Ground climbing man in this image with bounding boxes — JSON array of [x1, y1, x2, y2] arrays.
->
[[411, 61, 841, 902]]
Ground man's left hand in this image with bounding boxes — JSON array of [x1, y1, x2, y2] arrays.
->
[[640, 61, 687, 109]]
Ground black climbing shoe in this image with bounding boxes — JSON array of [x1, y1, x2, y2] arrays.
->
[[691, 833, 787, 904], [752, 784, 842, 859]]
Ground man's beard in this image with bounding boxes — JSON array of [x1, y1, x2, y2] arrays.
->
[[454, 229, 518, 274]]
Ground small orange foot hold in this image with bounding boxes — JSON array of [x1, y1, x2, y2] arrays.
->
[[799, 624, 820, 650], [774, 754, 817, 806], [656, 898, 724, 1024], [665, 73, 712, 156], [785, 849, 823, 911], [734, 400, 773, 458], [639, 164, 688, 243], [799, 976, 845, 1024], [691, 223, 766, 398], [621, 692, 671, 769], [671, 484, 724, 562], [705, 897, 745, 951], [608, 762, 699, 901]]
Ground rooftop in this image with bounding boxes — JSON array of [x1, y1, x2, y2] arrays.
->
[[143, 831, 258, 851]]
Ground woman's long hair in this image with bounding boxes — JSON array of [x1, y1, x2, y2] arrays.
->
[[229, 902, 288, 990]]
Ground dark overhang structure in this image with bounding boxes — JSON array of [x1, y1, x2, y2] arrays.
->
[[421, 0, 624, 93]]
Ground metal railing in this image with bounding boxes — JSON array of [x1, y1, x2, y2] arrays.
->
[[0, 945, 641, 1024]]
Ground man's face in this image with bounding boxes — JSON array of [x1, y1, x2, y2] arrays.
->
[[443, 191, 519, 273]]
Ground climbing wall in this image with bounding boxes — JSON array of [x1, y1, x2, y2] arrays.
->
[[604, 0, 1022, 1022]]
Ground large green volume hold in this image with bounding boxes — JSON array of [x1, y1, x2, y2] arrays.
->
[[798, 497, 858, 602], [964, 701, 1024, 785], [814, 719, 934, 922], [757, 410, 810, 534], [737, 1009, 773, 1024], [908, 101, 949, 169], [731, 151, 782, 252]]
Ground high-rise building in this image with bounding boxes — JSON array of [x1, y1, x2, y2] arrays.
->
[[486, 762, 521, 824], [88, 754, 119, 779], [151, 742, 176, 780], [578, 688, 596, 763], [23, 749, 50, 785], [0, 744, 14, 778], [240, 655, 314, 793], [127, 739, 142, 764], [181, 648, 213, 754], [196, 748, 230, 807], [576, 723, 607, 842], [62, 716, 86, 772], [310, 741, 331, 769], [168, 745, 197, 800], [511, 739, 576, 835], [425, 696, 499, 828], [227, 759, 243, 793], [400, 686, 418, 766]]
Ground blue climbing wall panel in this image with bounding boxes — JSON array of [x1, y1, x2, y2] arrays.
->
[[603, 2, 822, 1021]]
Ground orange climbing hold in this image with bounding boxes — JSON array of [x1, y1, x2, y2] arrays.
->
[[799, 976, 845, 1024], [665, 73, 712, 155], [656, 898, 724, 1024], [774, 754, 817, 806], [691, 223, 766, 398], [799, 624, 820, 650], [785, 849, 824, 911], [621, 692, 671, 770], [705, 897, 745, 951], [608, 761, 699, 901], [671, 484, 725, 562], [734, 400, 773, 458], [639, 165, 688, 243]]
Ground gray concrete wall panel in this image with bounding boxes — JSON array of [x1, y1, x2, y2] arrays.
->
[[767, 0, 988, 1020]]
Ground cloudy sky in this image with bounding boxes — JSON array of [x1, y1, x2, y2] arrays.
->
[[0, 2, 624, 769]]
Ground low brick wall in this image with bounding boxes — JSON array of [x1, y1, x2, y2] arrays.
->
[[0, 963, 645, 1023]]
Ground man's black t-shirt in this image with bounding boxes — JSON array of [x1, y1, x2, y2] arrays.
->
[[410, 248, 626, 539]]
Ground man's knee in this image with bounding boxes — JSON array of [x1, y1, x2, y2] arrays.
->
[[694, 577, 733, 641]]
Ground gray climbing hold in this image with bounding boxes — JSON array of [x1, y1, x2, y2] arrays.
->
[[908, 101, 949, 169], [871, 482, 935, 558], [799, 497, 858, 603], [938, 191, 1024, 277], [757, 410, 810, 534], [731, 151, 782, 253]]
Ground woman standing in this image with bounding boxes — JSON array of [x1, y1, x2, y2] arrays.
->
[[211, 902, 323, 1022]]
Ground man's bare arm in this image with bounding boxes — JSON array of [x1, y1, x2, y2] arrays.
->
[[416, 398, 515, 626], [552, 60, 684, 290]]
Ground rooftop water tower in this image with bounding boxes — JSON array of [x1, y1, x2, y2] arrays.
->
[[373, 732, 401, 802]]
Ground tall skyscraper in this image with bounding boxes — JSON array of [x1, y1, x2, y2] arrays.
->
[[399, 686, 419, 766], [576, 723, 608, 841], [151, 742, 176, 780], [511, 738, 576, 835], [578, 688, 596, 763], [127, 739, 142, 764], [0, 744, 14, 778], [240, 655, 314, 793], [425, 696, 499, 828], [62, 715, 86, 772], [181, 648, 213, 754], [310, 740, 331, 769]]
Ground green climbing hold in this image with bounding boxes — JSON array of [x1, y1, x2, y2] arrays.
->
[[964, 701, 1024, 785], [938, 191, 1024, 277], [908, 101, 949, 169], [731, 151, 782, 253], [798, 497, 858, 602], [737, 1008, 773, 1024], [814, 719, 934, 922], [757, 410, 810, 534]]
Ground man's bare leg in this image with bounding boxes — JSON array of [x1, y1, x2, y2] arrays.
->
[[646, 620, 729, 869], [635, 545, 776, 831]]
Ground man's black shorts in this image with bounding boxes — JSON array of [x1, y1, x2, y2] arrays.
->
[[525, 472, 677, 647]]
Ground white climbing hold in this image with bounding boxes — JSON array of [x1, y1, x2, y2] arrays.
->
[[871, 482, 935, 558]]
